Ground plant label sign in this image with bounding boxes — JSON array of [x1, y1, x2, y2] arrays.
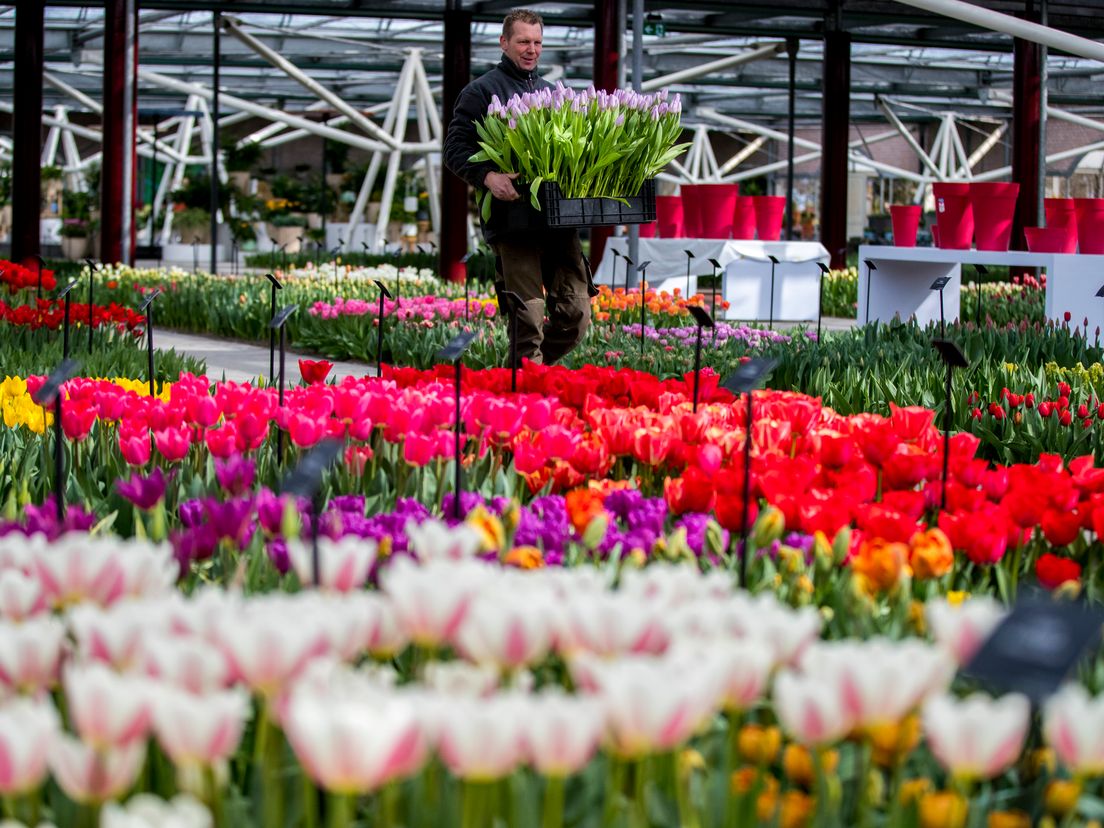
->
[[138, 288, 163, 313], [373, 279, 393, 300], [931, 339, 968, 369], [437, 330, 478, 362], [270, 304, 298, 330], [722, 357, 778, 395], [965, 594, 1104, 703], [688, 305, 716, 329], [930, 276, 952, 291], [282, 438, 343, 500]]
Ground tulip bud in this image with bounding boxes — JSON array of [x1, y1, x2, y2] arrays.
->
[[2, 490, 15, 522], [625, 548, 647, 569], [1054, 580, 1082, 601], [280, 497, 301, 541], [581, 513, 609, 550], [752, 506, 785, 548], [704, 519, 727, 558], [662, 527, 694, 562], [812, 531, 833, 574], [831, 526, 851, 566], [1045, 780, 1081, 818], [18, 479, 30, 508], [919, 791, 968, 828]]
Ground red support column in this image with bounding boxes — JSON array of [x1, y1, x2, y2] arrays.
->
[[1011, 8, 1042, 251], [819, 26, 851, 270], [101, 0, 138, 265], [440, 1, 472, 284], [589, 0, 621, 267], [12, 0, 45, 263]]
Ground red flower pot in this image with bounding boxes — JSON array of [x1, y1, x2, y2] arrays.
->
[[680, 184, 704, 237], [932, 183, 973, 249], [655, 196, 684, 238], [752, 195, 786, 242], [889, 205, 922, 247], [969, 182, 1019, 251], [1045, 198, 1078, 232], [1075, 198, 1104, 254], [1024, 226, 1077, 254], [696, 184, 739, 239], [638, 221, 657, 238], [732, 195, 756, 240]]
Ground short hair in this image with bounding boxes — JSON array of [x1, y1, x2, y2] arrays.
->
[[502, 9, 544, 40]]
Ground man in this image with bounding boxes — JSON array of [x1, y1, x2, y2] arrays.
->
[[443, 8, 594, 366]]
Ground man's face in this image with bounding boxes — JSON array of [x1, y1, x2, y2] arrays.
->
[[500, 21, 542, 72]]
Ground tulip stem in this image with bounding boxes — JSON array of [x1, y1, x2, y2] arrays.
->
[[1, 797, 13, 820], [327, 792, 353, 828], [542, 775, 565, 828], [674, 753, 701, 828], [204, 764, 226, 828], [302, 776, 319, 828], [852, 739, 872, 828], [461, 781, 489, 828]]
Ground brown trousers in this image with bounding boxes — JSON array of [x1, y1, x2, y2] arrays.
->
[[491, 230, 592, 365]]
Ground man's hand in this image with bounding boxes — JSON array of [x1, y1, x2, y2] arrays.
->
[[484, 171, 520, 202]]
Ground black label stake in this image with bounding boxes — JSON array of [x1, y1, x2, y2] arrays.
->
[[32, 359, 81, 522], [282, 438, 343, 589], [932, 339, 968, 511], [688, 305, 716, 413], [138, 289, 163, 397], [721, 357, 779, 588], [437, 331, 477, 520], [373, 279, 393, 378], [270, 304, 299, 465]]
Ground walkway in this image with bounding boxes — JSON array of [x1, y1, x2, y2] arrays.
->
[[155, 330, 375, 385], [155, 317, 856, 385]]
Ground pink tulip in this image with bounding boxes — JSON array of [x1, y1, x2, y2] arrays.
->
[[117, 428, 151, 467], [139, 633, 231, 694], [49, 734, 146, 804], [287, 538, 377, 593], [69, 603, 165, 669], [574, 651, 721, 760], [152, 685, 250, 766], [706, 639, 775, 712], [212, 598, 331, 697], [284, 684, 428, 793], [0, 617, 65, 694], [521, 689, 605, 776], [33, 535, 128, 609], [436, 693, 527, 780], [64, 662, 153, 748], [557, 593, 669, 658], [1044, 684, 1104, 776], [773, 669, 855, 747], [381, 559, 486, 648], [153, 425, 191, 462], [0, 570, 45, 621], [0, 698, 58, 794], [402, 432, 440, 467], [288, 412, 325, 448], [453, 585, 555, 670], [922, 692, 1030, 781], [926, 596, 1007, 666]]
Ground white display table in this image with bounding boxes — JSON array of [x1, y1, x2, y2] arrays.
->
[[857, 245, 1104, 330], [594, 238, 830, 321]]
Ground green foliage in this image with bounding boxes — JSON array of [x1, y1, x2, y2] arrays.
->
[[222, 139, 263, 173]]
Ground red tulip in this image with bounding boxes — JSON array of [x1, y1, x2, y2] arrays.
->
[[1035, 553, 1081, 590], [664, 467, 716, 515], [205, 424, 239, 459], [1041, 509, 1081, 547], [298, 359, 333, 385]]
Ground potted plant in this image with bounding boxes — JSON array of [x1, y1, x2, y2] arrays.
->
[[268, 212, 307, 252], [323, 140, 350, 190], [58, 218, 90, 259], [172, 206, 212, 244], [470, 84, 688, 226], [224, 139, 263, 192]]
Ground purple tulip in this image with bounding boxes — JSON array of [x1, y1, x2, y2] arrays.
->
[[116, 468, 170, 511], [215, 456, 256, 498]]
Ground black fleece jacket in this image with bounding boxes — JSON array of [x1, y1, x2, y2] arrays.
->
[[443, 55, 556, 243]]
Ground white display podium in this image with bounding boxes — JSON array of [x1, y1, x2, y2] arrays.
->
[[594, 238, 830, 322], [857, 245, 1104, 331]]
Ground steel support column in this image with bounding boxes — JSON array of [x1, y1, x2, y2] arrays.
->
[[210, 11, 221, 273], [1012, 1, 1043, 250], [12, 0, 45, 262], [590, 0, 621, 269], [785, 38, 799, 241], [440, 1, 471, 284], [819, 22, 851, 269], [102, 0, 139, 264]]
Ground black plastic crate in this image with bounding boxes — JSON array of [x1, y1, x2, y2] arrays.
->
[[542, 179, 657, 228]]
